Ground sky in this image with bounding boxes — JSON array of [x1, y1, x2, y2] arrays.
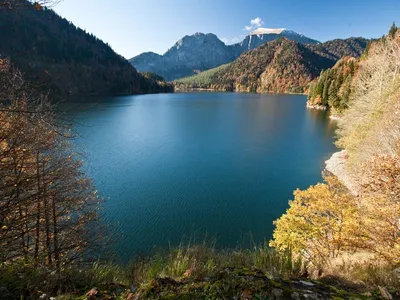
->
[[54, 0, 400, 59]]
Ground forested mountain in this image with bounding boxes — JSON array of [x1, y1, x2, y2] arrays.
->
[[175, 37, 367, 94], [307, 57, 358, 113], [306, 37, 368, 61], [0, 2, 172, 99], [129, 29, 320, 81]]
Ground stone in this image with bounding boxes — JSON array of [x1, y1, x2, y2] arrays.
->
[[299, 280, 315, 286], [271, 288, 284, 299]]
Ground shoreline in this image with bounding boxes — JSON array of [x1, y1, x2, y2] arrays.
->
[[325, 150, 360, 196], [174, 87, 307, 96]]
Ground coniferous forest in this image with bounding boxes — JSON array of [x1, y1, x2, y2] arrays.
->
[[0, 1, 172, 99]]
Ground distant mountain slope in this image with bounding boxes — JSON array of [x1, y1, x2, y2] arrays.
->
[[306, 37, 368, 60], [175, 38, 367, 94], [172, 63, 232, 89], [129, 29, 320, 81], [130, 33, 237, 81], [0, 3, 172, 99]]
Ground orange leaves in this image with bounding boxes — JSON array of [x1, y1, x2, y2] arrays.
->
[[35, 2, 43, 11]]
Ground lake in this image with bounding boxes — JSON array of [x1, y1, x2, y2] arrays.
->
[[67, 92, 337, 259]]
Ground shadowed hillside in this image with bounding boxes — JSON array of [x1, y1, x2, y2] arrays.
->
[[0, 2, 172, 99]]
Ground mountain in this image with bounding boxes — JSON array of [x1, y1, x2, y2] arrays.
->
[[234, 28, 320, 53], [129, 29, 320, 81], [130, 33, 237, 81], [174, 37, 368, 94], [306, 37, 368, 61], [0, 2, 172, 99]]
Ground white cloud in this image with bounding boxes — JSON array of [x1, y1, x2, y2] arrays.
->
[[244, 17, 264, 31]]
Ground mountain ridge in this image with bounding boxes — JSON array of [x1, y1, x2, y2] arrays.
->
[[0, 2, 172, 99], [174, 37, 368, 94], [129, 29, 320, 81]]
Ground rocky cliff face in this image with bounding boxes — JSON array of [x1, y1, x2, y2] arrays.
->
[[129, 29, 320, 81], [237, 29, 320, 52]]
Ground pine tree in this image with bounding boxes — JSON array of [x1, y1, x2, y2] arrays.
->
[[389, 22, 397, 38]]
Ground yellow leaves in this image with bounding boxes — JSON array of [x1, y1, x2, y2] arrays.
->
[[1, 225, 7, 230], [271, 174, 359, 264], [0, 140, 8, 151]]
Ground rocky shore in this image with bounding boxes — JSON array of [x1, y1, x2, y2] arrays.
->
[[306, 103, 327, 110], [325, 150, 360, 196]]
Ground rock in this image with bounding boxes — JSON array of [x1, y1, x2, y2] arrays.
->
[[299, 280, 315, 287], [271, 288, 283, 299], [325, 150, 360, 196], [291, 292, 301, 300]]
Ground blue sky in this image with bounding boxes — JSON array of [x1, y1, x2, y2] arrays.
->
[[54, 0, 400, 59]]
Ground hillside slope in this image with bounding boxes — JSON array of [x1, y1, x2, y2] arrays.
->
[[307, 56, 359, 113], [175, 38, 367, 94], [0, 3, 172, 99], [130, 29, 320, 81]]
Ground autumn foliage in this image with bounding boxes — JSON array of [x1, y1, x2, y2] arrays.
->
[[271, 28, 400, 270], [0, 59, 102, 269]]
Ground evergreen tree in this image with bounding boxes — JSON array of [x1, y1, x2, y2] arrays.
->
[[328, 80, 340, 109], [389, 22, 397, 38], [322, 77, 331, 106]]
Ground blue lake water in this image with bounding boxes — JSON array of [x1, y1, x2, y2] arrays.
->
[[67, 92, 337, 259]]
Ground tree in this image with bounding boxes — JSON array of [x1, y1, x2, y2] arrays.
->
[[322, 74, 331, 106], [270, 174, 359, 267], [0, 0, 61, 10], [389, 22, 397, 38], [0, 59, 103, 270]]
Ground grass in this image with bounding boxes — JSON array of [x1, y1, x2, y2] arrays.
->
[[1, 243, 399, 299], [130, 242, 302, 285], [0, 242, 301, 299]]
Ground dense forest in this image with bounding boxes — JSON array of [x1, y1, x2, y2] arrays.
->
[[0, 2, 172, 99], [174, 38, 367, 94], [307, 56, 358, 113]]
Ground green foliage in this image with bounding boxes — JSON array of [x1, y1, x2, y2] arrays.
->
[[131, 242, 302, 285], [174, 63, 232, 90], [142, 72, 174, 93], [307, 57, 358, 114], [389, 22, 397, 38], [0, 2, 169, 98]]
